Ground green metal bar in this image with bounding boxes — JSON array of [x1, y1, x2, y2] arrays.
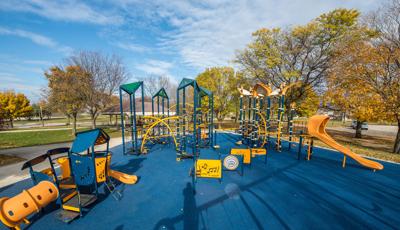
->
[[119, 88, 126, 155]]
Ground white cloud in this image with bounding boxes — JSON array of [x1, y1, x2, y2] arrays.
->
[[135, 59, 173, 75], [23, 60, 53, 66], [0, 27, 73, 54], [109, 0, 381, 70], [0, 73, 42, 97], [0, 0, 122, 25], [113, 41, 149, 53]]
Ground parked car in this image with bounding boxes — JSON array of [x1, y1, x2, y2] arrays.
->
[[351, 121, 368, 130]]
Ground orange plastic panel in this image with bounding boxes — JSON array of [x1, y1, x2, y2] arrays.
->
[[231, 148, 251, 164], [251, 148, 267, 157], [95, 157, 107, 183], [56, 157, 71, 179]]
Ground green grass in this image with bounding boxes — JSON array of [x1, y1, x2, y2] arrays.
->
[[0, 127, 121, 149], [12, 115, 114, 126]]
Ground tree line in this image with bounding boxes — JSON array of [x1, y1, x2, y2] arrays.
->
[[195, 1, 400, 154], [4, 1, 398, 154]]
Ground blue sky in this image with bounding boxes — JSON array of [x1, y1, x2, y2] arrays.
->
[[0, 0, 381, 102]]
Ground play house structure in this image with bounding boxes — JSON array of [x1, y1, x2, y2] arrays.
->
[[6, 128, 137, 227]]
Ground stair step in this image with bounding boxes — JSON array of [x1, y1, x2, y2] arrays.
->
[[60, 188, 77, 203], [63, 193, 97, 212], [55, 210, 80, 223]]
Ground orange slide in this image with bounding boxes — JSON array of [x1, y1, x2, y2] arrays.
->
[[308, 115, 384, 171], [108, 170, 138, 184]]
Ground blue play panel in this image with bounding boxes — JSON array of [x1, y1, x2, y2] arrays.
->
[[1, 132, 400, 229]]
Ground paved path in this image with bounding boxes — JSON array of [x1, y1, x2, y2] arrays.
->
[[0, 138, 122, 188], [328, 125, 398, 137]]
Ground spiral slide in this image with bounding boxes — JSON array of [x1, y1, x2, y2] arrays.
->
[[308, 115, 384, 171]]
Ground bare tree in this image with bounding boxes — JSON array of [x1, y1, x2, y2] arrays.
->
[[137, 75, 177, 102], [68, 51, 129, 128]]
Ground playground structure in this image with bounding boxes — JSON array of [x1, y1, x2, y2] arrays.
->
[[175, 78, 214, 159], [238, 82, 300, 151], [119, 78, 215, 159], [17, 128, 137, 224], [0, 79, 392, 230], [237, 82, 383, 171]]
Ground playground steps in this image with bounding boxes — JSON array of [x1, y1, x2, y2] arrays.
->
[[105, 180, 123, 201], [62, 193, 97, 212], [55, 193, 97, 223], [59, 188, 77, 203], [55, 210, 80, 223], [59, 177, 76, 189]]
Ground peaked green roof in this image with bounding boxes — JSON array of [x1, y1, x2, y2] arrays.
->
[[199, 86, 212, 97], [120, 81, 143, 94], [178, 78, 199, 90], [152, 87, 169, 99]]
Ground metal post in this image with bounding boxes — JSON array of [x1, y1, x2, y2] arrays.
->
[[152, 97, 154, 116], [193, 83, 198, 159], [132, 93, 138, 153], [119, 88, 126, 155], [183, 88, 186, 152]]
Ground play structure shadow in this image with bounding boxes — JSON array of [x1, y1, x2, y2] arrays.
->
[[153, 161, 300, 229], [104, 158, 146, 197], [153, 182, 198, 230]]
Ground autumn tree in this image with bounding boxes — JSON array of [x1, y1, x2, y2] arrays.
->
[[295, 89, 320, 118], [68, 51, 129, 128], [31, 100, 51, 127], [363, 0, 400, 153], [45, 66, 87, 135], [324, 72, 385, 138], [236, 9, 361, 112], [196, 67, 243, 126], [0, 91, 33, 128]]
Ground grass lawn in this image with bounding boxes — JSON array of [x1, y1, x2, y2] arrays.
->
[[287, 128, 400, 163], [12, 115, 114, 127], [0, 127, 122, 149]]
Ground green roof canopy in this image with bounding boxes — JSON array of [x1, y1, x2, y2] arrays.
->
[[120, 81, 143, 94], [178, 78, 200, 91], [199, 86, 212, 98], [152, 87, 169, 99]]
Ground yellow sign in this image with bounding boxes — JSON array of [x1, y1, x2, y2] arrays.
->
[[196, 159, 222, 179], [251, 148, 267, 157], [231, 148, 251, 164]]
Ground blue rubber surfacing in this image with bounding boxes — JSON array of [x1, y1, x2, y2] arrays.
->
[[1, 132, 400, 230]]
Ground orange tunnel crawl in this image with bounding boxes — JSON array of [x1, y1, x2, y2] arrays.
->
[[0, 181, 59, 230]]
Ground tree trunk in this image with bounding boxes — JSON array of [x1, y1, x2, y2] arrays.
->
[[72, 114, 77, 136], [9, 118, 13, 128], [90, 111, 97, 129], [66, 115, 70, 126], [355, 120, 362, 138], [217, 118, 223, 129], [39, 106, 44, 127], [393, 118, 400, 154]]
